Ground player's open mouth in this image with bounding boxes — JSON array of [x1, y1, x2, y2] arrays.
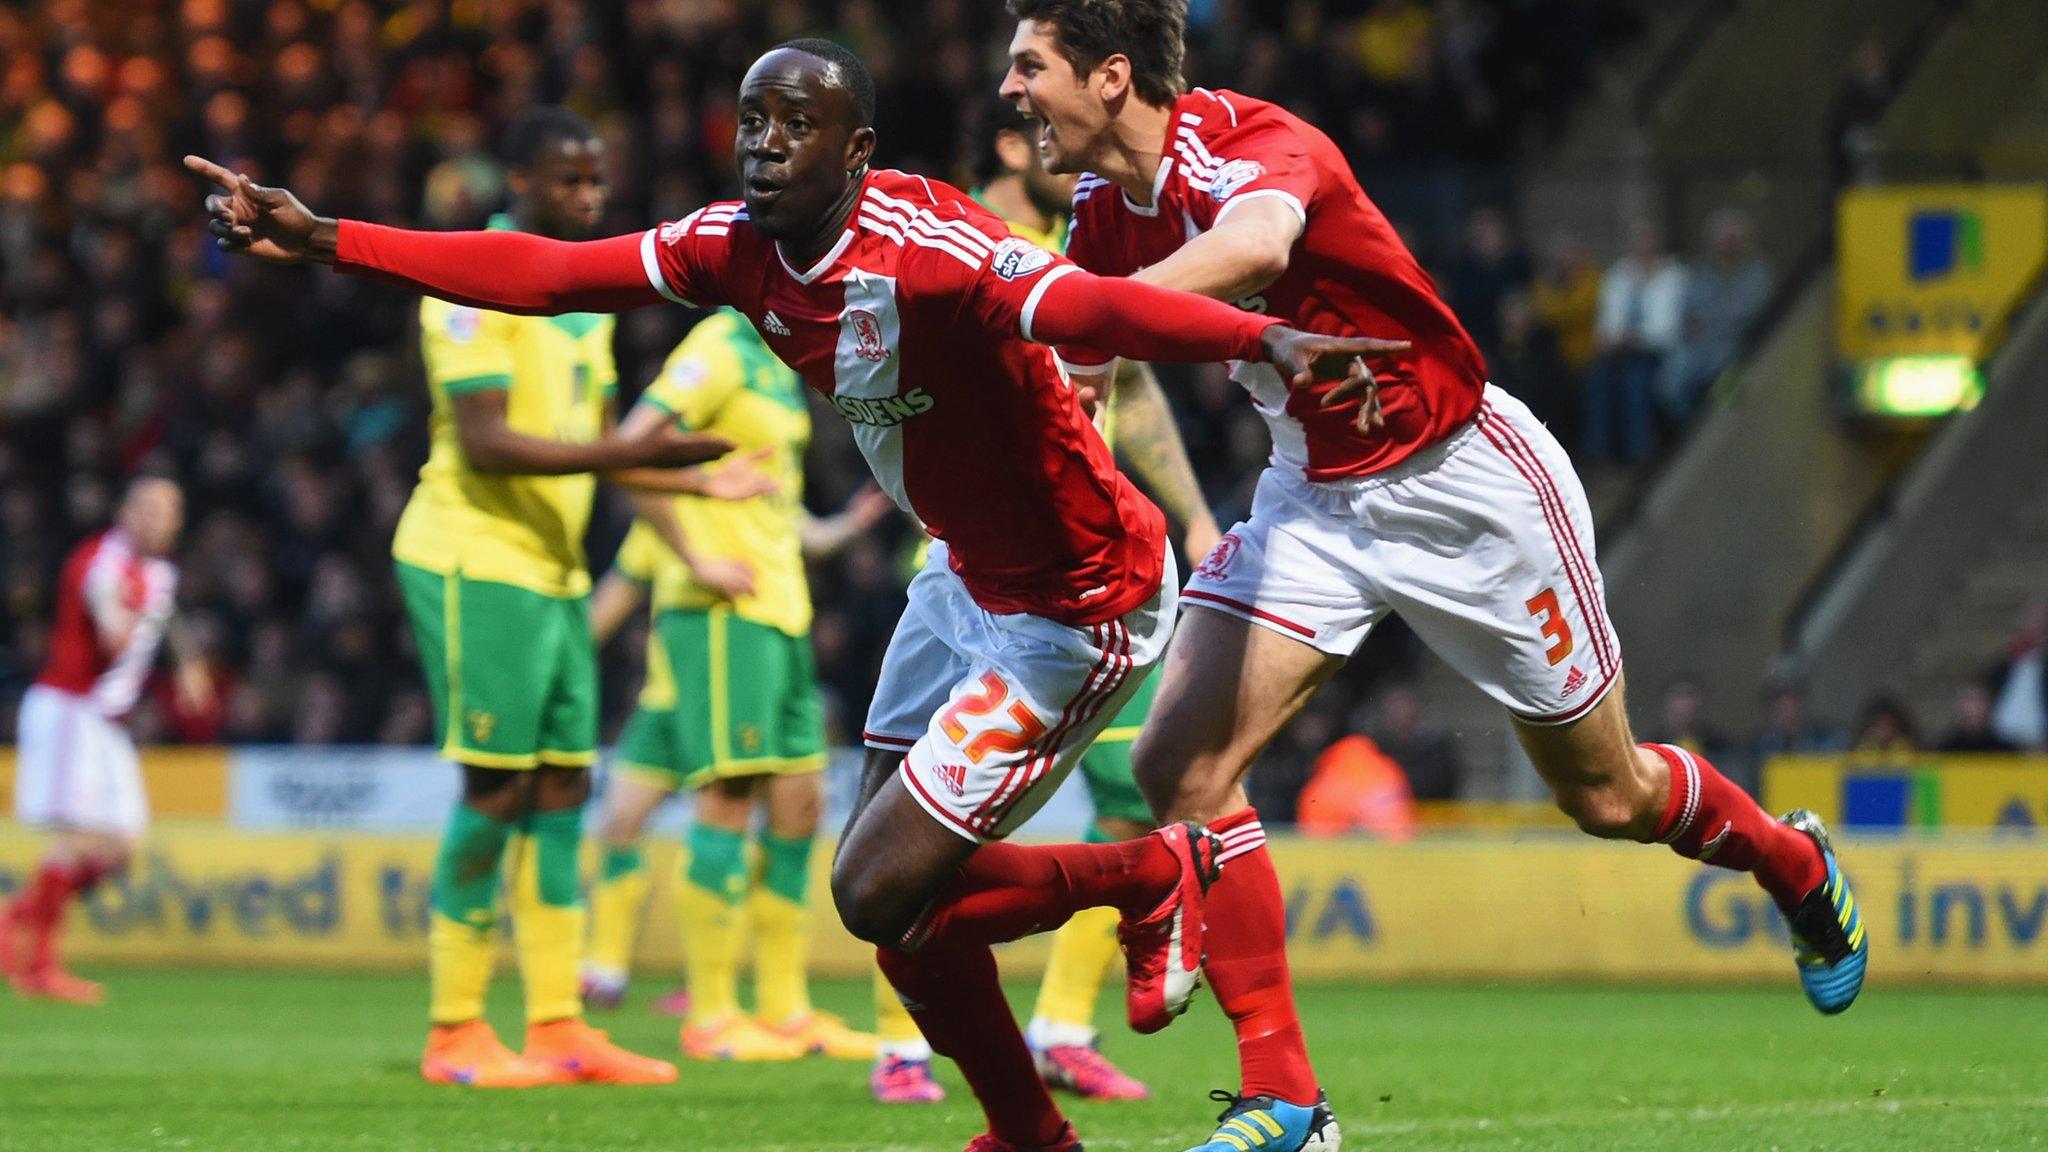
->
[[746, 175, 784, 201], [1039, 121, 1055, 157]]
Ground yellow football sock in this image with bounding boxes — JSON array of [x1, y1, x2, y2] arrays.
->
[[873, 964, 922, 1045], [587, 843, 650, 977], [513, 814, 587, 1024], [681, 824, 747, 1025], [427, 802, 512, 1025], [748, 889, 813, 1024], [428, 915, 497, 1025], [1031, 904, 1121, 1032]]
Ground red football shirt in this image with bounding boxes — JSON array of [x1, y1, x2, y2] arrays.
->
[[1063, 87, 1489, 482], [38, 528, 178, 717], [641, 168, 1166, 626]]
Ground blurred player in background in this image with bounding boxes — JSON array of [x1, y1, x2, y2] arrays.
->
[[577, 307, 896, 1069], [389, 107, 733, 1088], [1005, 3, 1869, 1148], [1, 476, 209, 1004], [948, 96, 1225, 1105]]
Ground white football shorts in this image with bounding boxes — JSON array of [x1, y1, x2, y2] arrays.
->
[[14, 684, 149, 835], [1184, 384, 1622, 725], [864, 541, 1176, 840]]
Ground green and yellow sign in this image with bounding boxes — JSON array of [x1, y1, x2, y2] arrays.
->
[[1836, 184, 2048, 362]]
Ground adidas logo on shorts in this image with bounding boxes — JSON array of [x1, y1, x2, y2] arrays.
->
[[1561, 666, 1588, 697], [935, 763, 968, 797]]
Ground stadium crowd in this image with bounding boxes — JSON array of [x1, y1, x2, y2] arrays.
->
[[2, 0, 1813, 816]]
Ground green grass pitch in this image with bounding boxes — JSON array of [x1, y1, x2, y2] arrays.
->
[[1, 971, 2041, 1151]]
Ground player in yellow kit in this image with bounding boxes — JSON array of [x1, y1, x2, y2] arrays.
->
[[397, 107, 740, 1088], [580, 308, 896, 1065]]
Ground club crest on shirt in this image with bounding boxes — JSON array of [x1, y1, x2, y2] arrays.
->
[[991, 236, 1054, 281], [846, 308, 890, 362], [1194, 533, 1242, 581], [1209, 159, 1266, 203], [445, 306, 482, 343]]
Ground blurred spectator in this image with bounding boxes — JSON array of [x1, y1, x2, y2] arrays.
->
[[1586, 220, 1685, 462], [1443, 206, 1531, 356], [1490, 291, 1573, 439], [1530, 229, 1601, 380], [1648, 675, 1729, 763], [1296, 734, 1417, 841], [1751, 677, 1844, 760], [1850, 695, 1920, 758], [1827, 38, 1893, 186], [1990, 597, 2047, 750], [1938, 682, 2017, 754], [1366, 683, 1463, 802], [1660, 209, 1769, 424]]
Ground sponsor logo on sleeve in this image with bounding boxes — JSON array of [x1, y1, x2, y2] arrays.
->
[[1209, 158, 1266, 203], [991, 236, 1055, 281]]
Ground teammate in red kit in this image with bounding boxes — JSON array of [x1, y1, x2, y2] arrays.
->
[[1001, 4, 1869, 1149], [2, 476, 211, 1003], [186, 40, 1401, 1152]]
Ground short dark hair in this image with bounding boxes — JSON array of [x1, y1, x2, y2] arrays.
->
[[772, 38, 877, 128], [1007, 0, 1187, 107], [501, 106, 598, 169], [972, 96, 1034, 185]]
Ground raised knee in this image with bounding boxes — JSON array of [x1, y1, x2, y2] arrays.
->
[[831, 865, 910, 946], [1554, 783, 1649, 840]]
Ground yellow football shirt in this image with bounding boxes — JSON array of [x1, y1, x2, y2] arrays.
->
[[631, 310, 812, 637], [393, 216, 618, 598]]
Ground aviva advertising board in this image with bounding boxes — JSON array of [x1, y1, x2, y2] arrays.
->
[[1836, 184, 2048, 361], [2, 831, 2041, 985]]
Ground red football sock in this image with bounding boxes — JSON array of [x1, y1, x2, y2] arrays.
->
[[877, 942, 1067, 1147], [1204, 808, 1320, 1103], [1643, 743, 1824, 911], [14, 860, 84, 973], [905, 836, 1179, 950]]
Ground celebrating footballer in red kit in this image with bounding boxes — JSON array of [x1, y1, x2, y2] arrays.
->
[[1000, 2, 1869, 1149], [187, 34, 1405, 1152]]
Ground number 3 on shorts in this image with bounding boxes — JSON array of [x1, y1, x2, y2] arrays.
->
[[1525, 588, 1574, 666], [937, 671, 1047, 763]]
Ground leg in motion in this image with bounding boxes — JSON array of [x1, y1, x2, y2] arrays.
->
[[1133, 607, 1342, 1151], [1516, 678, 1861, 1012]]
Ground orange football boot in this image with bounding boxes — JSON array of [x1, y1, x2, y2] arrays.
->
[[525, 1017, 679, 1085], [10, 967, 105, 1005], [421, 1020, 565, 1087]]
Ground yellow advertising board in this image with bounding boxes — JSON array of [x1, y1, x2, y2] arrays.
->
[[4, 829, 2043, 985], [1765, 753, 2048, 830], [0, 746, 229, 822], [1835, 183, 2048, 360]]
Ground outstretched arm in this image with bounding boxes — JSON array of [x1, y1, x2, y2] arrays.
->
[[186, 154, 661, 314], [1026, 268, 1408, 389]]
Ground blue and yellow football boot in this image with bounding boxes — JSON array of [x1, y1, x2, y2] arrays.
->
[[1184, 1090, 1340, 1152], [1780, 810, 1868, 1015]]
